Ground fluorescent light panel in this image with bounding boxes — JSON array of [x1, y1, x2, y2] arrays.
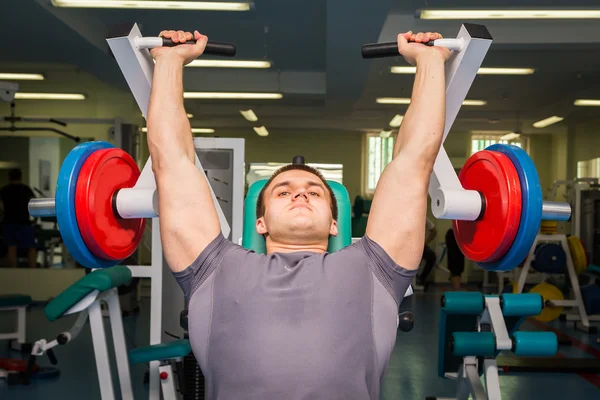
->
[[379, 130, 392, 138], [500, 133, 520, 140], [184, 92, 282, 99], [391, 66, 534, 75], [376, 97, 486, 106], [240, 109, 258, 121], [187, 60, 270, 68], [141, 127, 214, 133], [0, 73, 44, 80], [389, 114, 404, 127], [574, 99, 600, 106], [419, 9, 600, 20], [470, 130, 512, 135], [254, 126, 269, 137], [14, 92, 85, 100], [533, 116, 563, 128], [51, 0, 251, 11]]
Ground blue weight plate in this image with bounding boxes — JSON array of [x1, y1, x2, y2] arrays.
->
[[478, 144, 543, 271], [532, 243, 566, 274], [56, 141, 118, 268]]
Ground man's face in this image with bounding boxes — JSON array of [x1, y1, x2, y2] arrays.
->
[[256, 169, 338, 242]]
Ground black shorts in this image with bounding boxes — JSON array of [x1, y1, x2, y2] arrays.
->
[[446, 229, 464, 277]]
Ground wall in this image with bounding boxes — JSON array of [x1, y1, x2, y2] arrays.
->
[[29, 137, 60, 197], [528, 134, 554, 197], [568, 120, 600, 178]]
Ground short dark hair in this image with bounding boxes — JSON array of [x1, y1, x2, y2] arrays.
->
[[256, 164, 338, 221], [8, 168, 22, 182]]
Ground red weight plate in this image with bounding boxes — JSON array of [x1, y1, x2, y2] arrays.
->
[[75, 148, 145, 261], [452, 150, 522, 263]]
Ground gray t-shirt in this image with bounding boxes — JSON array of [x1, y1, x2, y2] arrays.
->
[[173, 233, 416, 400]]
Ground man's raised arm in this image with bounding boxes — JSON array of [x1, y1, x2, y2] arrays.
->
[[366, 31, 451, 269], [147, 30, 221, 272]]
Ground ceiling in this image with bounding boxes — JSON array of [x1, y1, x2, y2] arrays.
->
[[2, 0, 600, 137]]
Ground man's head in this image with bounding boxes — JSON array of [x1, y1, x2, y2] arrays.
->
[[8, 168, 22, 183], [256, 164, 338, 246]]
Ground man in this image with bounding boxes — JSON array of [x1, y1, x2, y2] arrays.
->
[[416, 217, 438, 286], [147, 29, 450, 399], [0, 168, 37, 268]]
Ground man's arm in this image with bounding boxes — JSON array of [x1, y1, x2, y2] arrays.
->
[[147, 30, 221, 273], [366, 31, 451, 269]]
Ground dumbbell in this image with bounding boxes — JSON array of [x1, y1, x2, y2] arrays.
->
[[362, 28, 571, 272]]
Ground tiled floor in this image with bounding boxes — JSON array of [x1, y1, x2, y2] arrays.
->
[[1, 287, 600, 399]]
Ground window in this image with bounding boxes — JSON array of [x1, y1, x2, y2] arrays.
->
[[470, 135, 529, 155], [246, 162, 343, 189], [364, 133, 395, 194]]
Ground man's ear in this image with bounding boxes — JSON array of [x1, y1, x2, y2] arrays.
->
[[329, 219, 338, 236], [256, 216, 268, 235]]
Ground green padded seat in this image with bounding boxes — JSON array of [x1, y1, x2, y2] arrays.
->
[[129, 339, 191, 365], [44, 266, 132, 321], [242, 179, 352, 253], [0, 294, 32, 307]]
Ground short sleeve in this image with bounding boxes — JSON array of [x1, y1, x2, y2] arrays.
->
[[172, 233, 234, 300], [357, 235, 417, 305]]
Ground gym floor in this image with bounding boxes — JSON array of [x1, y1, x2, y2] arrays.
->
[[1, 287, 599, 399]]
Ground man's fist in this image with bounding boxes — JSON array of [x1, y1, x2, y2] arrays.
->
[[397, 31, 452, 66], [151, 30, 208, 65]]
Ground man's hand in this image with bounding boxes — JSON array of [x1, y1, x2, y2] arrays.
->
[[151, 30, 208, 65], [397, 31, 452, 66]]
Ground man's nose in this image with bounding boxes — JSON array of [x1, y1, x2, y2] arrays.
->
[[293, 190, 308, 200]]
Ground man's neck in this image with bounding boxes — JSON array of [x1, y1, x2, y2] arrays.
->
[[266, 238, 328, 254]]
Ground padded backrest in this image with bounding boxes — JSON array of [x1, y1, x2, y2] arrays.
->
[[242, 179, 352, 254]]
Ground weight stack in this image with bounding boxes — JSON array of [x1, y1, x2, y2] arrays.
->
[[183, 352, 206, 400]]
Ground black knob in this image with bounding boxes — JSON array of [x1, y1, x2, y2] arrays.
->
[[57, 333, 69, 345], [292, 155, 305, 164], [398, 311, 414, 332], [180, 310, 189, 331]]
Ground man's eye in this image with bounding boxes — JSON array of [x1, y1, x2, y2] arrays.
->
[[278, 191, 289, 196], [309, 192, 319, 196]]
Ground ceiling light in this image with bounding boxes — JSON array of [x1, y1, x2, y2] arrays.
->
[[389, 114, 404, 127], [184, 92, 282, 100], [419, 9, 600, 20], [379, 130, 393, 138], [187, 60, 270, 68], [376, 97, 486, 106], [51, 0, 251, 11], [240, 109, 258, 121], [0, 73, 44, 80], [14, 92, 85, 100], [500, 133, 520, 140], [254, 126, 269, 137], [187, 113, 194, 118], [391, 66, 534, 75], [141, 127, 215, 133], [533, 116, 563, 128], [470, 130, 513, 135], [574, 99, 600, 106]]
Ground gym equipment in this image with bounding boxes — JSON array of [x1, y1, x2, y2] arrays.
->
[[0, 294, 32, 351], [540, 220, 558, 234], [581, 284, 600, 316], [0, 358, 59, 385], [430, 291, 556, 400], [567, 236, 588, 275], [362, 24, 571, 272], [531, 243, 566, 274], [515, 233, 598, 333]]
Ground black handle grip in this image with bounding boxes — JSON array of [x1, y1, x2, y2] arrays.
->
[[23, 355, 37, 385], [361, 41, 434, 59], [162, 38, 236, 57], [398, 311, 414, 332], [47, 349, 58, 365]]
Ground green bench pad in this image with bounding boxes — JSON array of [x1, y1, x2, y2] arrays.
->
[[0, 294, 32, 307], [129, 339, 191, 365], [45, 266, 132, 321]]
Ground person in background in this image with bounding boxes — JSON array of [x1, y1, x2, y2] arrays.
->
[[416, 217, 438, 286], [0, 168, 37, 268], [445, 227, 465, 290]]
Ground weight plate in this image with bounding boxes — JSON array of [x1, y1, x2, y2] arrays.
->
[[452, 150, 522, 263], [478, 144, 543, 271], [56, 141, 117, 269], [76, 148, 145, 260], [529, 282, 564, 322], [568, 236, 588, 275], [532, 243, 566, 274]]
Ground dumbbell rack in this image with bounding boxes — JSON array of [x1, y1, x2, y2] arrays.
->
[[515, 233, 598, 333]]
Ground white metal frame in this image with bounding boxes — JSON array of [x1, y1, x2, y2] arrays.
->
[[516, 233, 600, 332], [0, 305, 27, 345]]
